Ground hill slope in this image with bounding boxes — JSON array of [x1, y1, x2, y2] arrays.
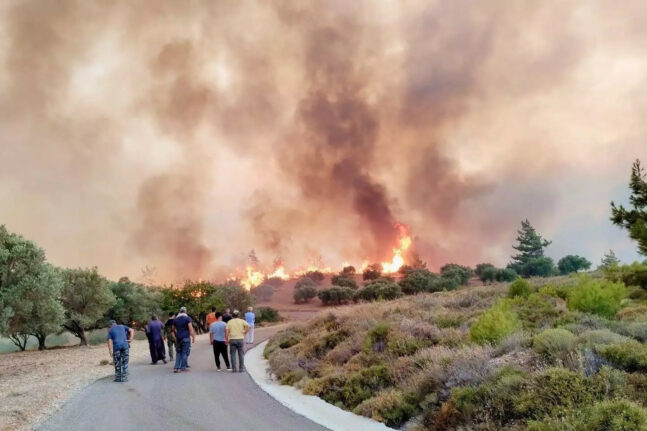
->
[[264, 277, 647, 430]]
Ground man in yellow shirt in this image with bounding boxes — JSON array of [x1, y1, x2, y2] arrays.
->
[[225, 310, 251, 372]]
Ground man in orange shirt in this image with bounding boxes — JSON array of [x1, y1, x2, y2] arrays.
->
[[205, 307, 217, 339]]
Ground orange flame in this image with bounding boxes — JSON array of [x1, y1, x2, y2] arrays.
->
[[381, 223, 412, 274]]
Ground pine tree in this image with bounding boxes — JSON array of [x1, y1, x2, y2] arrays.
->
[[611, 159, 647, 255], [598, 249, 620, 269], [511, 219, 552, 264]]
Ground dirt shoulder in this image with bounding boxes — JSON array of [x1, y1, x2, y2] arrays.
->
[[0, 339, 149, 431]]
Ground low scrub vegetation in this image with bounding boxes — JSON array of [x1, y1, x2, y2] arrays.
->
[[266, 272, 647, 430]]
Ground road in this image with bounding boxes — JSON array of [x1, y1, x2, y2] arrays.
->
[[39, 325, 328, 431]]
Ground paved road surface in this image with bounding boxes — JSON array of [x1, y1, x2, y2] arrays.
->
[[39, 326, 328, 431]]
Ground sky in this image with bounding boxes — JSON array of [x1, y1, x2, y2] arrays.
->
[[0, 0, 645, 283]]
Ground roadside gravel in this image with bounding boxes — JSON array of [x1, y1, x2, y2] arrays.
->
[[0, 339, 149, 431]]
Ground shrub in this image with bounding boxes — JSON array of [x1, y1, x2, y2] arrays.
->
[[293, 285, 318, 303], [585, 400, 647, 430], [399, 269, 441, 294], [617, 305, 647, 322], [440, 264, 473, 286], [532, 328, 576, 363], [362, 264, 382, 281], [355, 282, 403, 302], [510, 256, 557, 278], [364, 321, 390, 353], [475, 263, 496, 284], [605, 261, 647, 290], [577, 329, 630, 349], [305, 271, 325, 284], [508, 278, 533, 298], [330, 275, 358, 289], [557, 255, 592, 275], [342, 365, 393, 408], [341, 266, 356, 276], [387, 333, 430, 357], [264, 276, 284, 287], [353, 389, 416, 428], [514, 293, 563, 330], [318, 287, 354, 305], [250, 284, 274, 301], [496, 268, 518, 282], [256, 306, 281, 323], [567, 278, 626, 318], [294, 276, 316, 290], [470, 300, 520, 344], [264, 326, 304, 358], [600, 341, 647, 372]]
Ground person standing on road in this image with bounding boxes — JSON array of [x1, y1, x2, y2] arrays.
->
[[145, 315, 167, 365], [172, 306, 196, 373], [225, 310, 250, 372], [222, 308, 233, 323], [164, 312, 176, 361], [209, 312, 231, 371], [244, 307, 255, 344], [107, 320, 134, 382], [205, 306, 217, 331]]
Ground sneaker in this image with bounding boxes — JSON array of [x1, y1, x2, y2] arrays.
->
[[216, 367, 221, 371], [173, 370, 180, 373]]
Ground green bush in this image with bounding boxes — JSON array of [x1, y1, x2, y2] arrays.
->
[[514, 293, 563, 330], [398, 269, 441, 295], [293, 283, 318, 304], [508, 278, 533, 298], [585, 399, 647, 430], [353, 389, 416, 428], [330, 275, 358, 289], [600, 341, 647, 372], [387, 333, 430, 357], [318, 286, 354, 305], [496, 268, 518, 282], [342, 365, 393, 408], [532, 328, 576, 363], [355, 281, 403, 302], [470, 300, 520, 344], [617, 305, 647, 322], [567, 278, 627, 318], [256, 306, 281, 323], [577, 329, 630, 349], [440, 263, 474, 286], [263, 326, 304, 358], [364, 321, 390, 353]]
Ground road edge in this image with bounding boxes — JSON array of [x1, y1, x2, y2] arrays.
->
[[246, 340, 396, 431]]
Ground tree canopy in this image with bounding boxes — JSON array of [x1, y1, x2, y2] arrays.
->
[[558, 255, 592, 275], [611, 159, 647, 255], [509, 220, 555, 277], [599, 249, 620, 269]]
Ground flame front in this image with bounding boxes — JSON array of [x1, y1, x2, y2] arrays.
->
[[381, 223, 412, 274]]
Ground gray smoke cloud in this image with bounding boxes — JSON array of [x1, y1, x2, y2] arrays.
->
[[0, 0, 645, 281]]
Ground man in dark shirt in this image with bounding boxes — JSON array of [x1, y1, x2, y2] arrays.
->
[[222, 308, 233, 323], [107, 320, 134, 382], [164, 312, 176, 360], [172, 306, 196, 373]]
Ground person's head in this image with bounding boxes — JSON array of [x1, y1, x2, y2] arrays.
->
[[109, 320, 117, 327], [151, 314, 158, 320], [247, 306, 253, 312], [232, 310, 240, 318], [225, 308, 230, 313], [168, 312, 175, 318], [215, 311, 222, 320], [179, 306, 187, 314], [211, 306, 216, 312]]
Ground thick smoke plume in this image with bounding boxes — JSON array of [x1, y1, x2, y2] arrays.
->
[[1, 0, 646, 281]]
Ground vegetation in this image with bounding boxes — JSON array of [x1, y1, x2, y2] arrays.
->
[[330, 274, 359, 289], [294, 276, 318, 304], [557, 254, 592, 274], [440, 264, 473, 286], [363, 263, 382, 281], [599, 249, 620, 269], [251, 283, 274, 301], [318, 286, 355, 305], [611, 159, 647, 255], [508, 220, 556, 277], [266, 269, 647, 430]]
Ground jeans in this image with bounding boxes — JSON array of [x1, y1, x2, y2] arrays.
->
[[246, 326, 254, 344], [174, 337, 191, 370], [229, 339, 245, 371], [212, 340, 230, 369], [113, 347, 129, 382]]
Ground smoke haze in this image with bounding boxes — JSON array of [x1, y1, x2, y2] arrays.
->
[[1, 0, 645, 281]]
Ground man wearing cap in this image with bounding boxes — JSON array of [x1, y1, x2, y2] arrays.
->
[[225, 310, 250, 372], [107, 320, 134, 382], [172, 306, 196, 373]]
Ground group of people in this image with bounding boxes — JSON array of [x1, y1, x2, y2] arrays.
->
[[106, 306, 256, 382]]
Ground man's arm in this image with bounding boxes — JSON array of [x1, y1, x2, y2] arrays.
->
[[128, 327, 134, 341], [225, 326, 229, 345], [171, 326, 177, 343], [107, 339, 113, 357], [189, 322, 196, 343]]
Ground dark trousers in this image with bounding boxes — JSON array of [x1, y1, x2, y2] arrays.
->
[[212, 340, 230, 369], [229, 339, 245, 371], [174, 338, 191, 370], [167, 337, 175, 360]]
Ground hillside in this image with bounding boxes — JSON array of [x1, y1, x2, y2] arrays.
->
[[264, 276, 647, 430]]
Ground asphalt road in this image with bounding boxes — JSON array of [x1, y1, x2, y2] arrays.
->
[[39, 326, 328, 431]]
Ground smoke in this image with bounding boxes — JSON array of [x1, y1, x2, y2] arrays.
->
[[1, 0, 646, 281]]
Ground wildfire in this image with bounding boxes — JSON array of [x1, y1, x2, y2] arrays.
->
[[230, 223, 413, 290], [381, 223, 412, 274]]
